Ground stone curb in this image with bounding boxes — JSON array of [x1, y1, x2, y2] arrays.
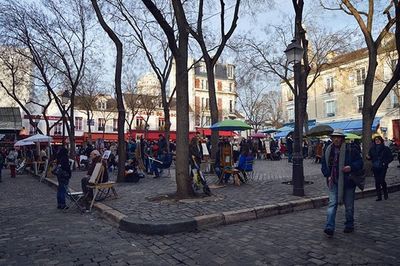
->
[[40, 176, 400, 235]]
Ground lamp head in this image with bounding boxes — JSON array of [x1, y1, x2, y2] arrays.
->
[[284, 39, 304, 64]]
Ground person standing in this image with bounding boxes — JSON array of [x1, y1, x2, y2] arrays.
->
[[55, 146, 72, 209], [7, 148, 18, 178], [367, 136, 393, 201], [321, 129, 363, 237]]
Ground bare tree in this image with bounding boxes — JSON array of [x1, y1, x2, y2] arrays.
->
[[142, 0, 193, 198], [320, 0, 400, 159], [107, 0, 175, 148], [188, 0, 241, 159], [91, 0, 126, 182], [263, 90, 283, 128], [237, 75, 270, 132], [0, 0, 93, 157]]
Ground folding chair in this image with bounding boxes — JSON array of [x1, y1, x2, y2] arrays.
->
[[242, 158, 255, 183], [65, 185, 85, 213], [86, 163, 118, 211]]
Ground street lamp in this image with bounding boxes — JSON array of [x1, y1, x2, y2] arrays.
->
[[61, 90, 71, 145], [285, 39, 305, 197]]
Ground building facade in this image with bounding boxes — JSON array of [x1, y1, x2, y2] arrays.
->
[[281, 37, 399, 142]]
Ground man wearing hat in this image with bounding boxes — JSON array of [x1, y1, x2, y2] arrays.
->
[[321, 128, 363, 237]]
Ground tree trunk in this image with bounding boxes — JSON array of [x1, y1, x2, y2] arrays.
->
[[205, 63, 219, 160], [174, 52, 194, 198], [91, 0, 126, 183]]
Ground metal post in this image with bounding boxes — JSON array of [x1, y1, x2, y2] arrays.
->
[[292, 62, 305, 196], [62, 104, 66, 145]]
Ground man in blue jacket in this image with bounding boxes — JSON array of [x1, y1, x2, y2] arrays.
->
[[321, 129, 363, 237]]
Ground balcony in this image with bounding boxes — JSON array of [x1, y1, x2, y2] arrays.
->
[[327, 112, 335, 117], [325, 87, 334, 93]]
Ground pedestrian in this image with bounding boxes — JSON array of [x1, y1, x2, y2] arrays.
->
[[55, 146, 72, 209], [321, 129, 363, 237], [81, 150, 108, 199], [367, 135, 393, 201], [6, 148, 18, 178]]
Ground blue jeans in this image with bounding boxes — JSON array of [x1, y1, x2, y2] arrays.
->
[[57, 178, 69, 207], [325, 183, 356, 231]]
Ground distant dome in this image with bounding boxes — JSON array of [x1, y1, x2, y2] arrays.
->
[[136, 73, 161, 96]]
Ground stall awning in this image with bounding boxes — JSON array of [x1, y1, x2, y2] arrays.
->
[[324, 117, 380, 132]]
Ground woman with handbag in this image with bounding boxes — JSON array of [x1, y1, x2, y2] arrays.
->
[[367, 136, 393, 201], [55, 146, 71, 209]]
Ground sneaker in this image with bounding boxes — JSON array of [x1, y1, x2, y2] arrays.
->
[[324, 228, 334, 237], [343, 227, 354, 233]]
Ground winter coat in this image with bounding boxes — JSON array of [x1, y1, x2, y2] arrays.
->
[[321, 143, 363, 188], [368, 144, 393, 169]]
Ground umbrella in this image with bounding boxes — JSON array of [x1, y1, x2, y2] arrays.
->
[[345, 133, 361, 140], [14, 140, 35, 147], [20, 133, 52, 143], [250, 132, 266, 138], [210, 120, 252, 131], [261, 128, 279, 134], [307, 124, 334, 137]]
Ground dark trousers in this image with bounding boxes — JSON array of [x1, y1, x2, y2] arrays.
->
[[57, 178, 69, 207], [81, 177, 93, 198], [373, 167, 388, 199], [10, 165, 16, 178]]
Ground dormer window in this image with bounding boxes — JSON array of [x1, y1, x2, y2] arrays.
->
[[97, 100, 107, 110], [227, 65, 234, 79]]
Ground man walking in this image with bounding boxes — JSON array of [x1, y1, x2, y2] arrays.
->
[[321, 129, 363, 237]]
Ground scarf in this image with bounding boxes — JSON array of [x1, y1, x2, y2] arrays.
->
[[325, 143, 346, 205]]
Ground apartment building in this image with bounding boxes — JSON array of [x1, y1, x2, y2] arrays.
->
[[281, 36, 399, 142]]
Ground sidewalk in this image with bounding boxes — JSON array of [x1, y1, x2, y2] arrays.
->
[[44, 159, 400, 235]]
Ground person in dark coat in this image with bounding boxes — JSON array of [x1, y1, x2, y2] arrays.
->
[[55, 146, 72, 209], [321, 129, 363, 237], [367, 135, 393, 201], [81, 150, 108, 199]]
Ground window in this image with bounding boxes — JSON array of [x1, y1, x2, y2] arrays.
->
[[54, 123, 62, 136], [392, 89, 399, 107], [97, 100, 107, 110], [205, 98, 209, 110], [326, 77, 334, 92], [229, 83, 233, 92], [199, 63, 206, 73], [326, 100, 336, 117], [158, 118, 165, 128], [201, 98, 205, 110], [356, 67, 366, 85], [205, 116, 211, 126], [229, 100, 233, 113], [136, 117, 143, 128], [98, 118, 105, 131], [391, 59, 397, 73], [287, 107, 294, 122], [227, 65, 234, 79], [113, 119, 118, 131], [201, 80, 208, 90], [357, 95, 363, 113], [75, 117, 83, 131]]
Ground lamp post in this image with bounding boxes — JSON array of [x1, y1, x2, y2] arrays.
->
[[61, 90, 71, 146], [284, 39, 305, 196]]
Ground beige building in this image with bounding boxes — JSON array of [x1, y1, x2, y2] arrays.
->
[[281, 37, 399, 141], [169, 59, 239, 130]]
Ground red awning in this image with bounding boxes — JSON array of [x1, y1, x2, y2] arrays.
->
[[197, 128, 236, 137]]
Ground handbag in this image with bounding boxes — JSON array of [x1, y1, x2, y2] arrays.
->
[[350, 168, 366, 190]]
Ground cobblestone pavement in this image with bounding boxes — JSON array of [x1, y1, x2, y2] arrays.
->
[[65, 159, 399, 222], [1, 172, 399, 265]]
